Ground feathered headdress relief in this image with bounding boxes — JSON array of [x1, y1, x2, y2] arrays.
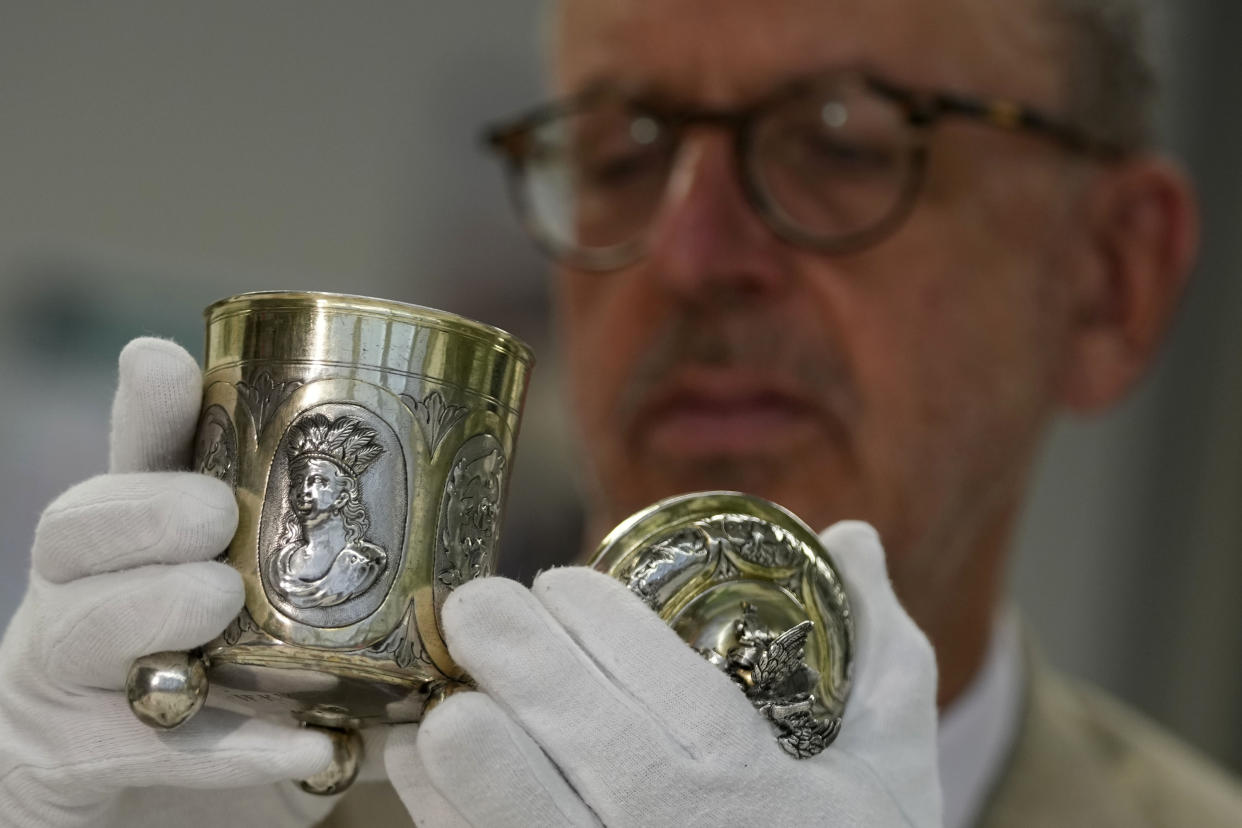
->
[[286, 413, 384, 478]]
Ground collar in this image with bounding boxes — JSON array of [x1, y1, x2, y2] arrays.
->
[[937, 608, 1025, 828]]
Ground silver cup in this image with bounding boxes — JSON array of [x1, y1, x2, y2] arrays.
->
[[126, 291, 533, 791]]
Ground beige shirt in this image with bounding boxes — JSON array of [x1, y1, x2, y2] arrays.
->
[[977, 656, 1242, 827]]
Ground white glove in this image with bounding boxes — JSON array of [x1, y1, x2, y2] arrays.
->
[[385, 521, 941, 827], [0, 338, 340, 828]]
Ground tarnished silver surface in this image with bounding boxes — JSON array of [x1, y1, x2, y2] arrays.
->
[[590, 491, 854, 758], [125, 291, 532, 743], [125, 650, 209, 730]]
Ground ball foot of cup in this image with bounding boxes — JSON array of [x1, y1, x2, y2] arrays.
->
[[299, 726, 363, 795], [126, 650, 209, 729]]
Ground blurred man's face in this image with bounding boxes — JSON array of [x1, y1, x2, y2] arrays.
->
[[554, 0, 1089, 601]]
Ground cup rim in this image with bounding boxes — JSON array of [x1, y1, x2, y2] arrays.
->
[[204, 290, 535, 365]]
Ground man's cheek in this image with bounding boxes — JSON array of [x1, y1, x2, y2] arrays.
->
[[572, 315, 640, 423]]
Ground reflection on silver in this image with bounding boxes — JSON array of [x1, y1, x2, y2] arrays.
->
[[268, 412, 388, 609], [626, 527, 710, 608]]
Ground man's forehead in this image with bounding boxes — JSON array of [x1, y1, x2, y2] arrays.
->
[[553, 0, 1061, 108]]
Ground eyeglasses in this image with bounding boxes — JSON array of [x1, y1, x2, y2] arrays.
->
[[483, 69, 1123, 271]]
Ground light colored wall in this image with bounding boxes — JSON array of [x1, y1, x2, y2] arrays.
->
[[1, 0, 1237, 775]]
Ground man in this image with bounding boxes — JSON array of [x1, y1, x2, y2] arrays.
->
[[412, 0, 1232, 823], [0, 0, 1237, 826]]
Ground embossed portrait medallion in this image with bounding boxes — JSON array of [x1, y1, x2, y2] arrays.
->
[[258, 404, 408, 628]]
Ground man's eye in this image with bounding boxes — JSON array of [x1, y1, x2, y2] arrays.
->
[[578, 147, 666, 189], [786, 129, 898, 173]]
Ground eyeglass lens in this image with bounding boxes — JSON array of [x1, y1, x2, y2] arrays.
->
[[515, 73, 918, 265]]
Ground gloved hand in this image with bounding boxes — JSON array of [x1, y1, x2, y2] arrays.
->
[[0, 338, 340, 828], [386, 521, 941, 827]]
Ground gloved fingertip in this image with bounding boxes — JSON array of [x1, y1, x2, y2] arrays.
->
[[383, 723, 419, 761], [267, 725, 338, 780], [820, 519, 889, 590], [174, 472, 238, 512], [139, 561, 245, 652], [383, 723, 473, 828], [531, 565, 622, 599], [225, 716, 338, 780], [441, 576, 529, 638], [116, 339, 201, 415], [379, 725, 421, 790], [170, 474, 240, 555], [118, 336, 199, 374], [111, 337, 202, 473], [184, 559, 246, 602], [417, 691, 493, 752], [819, 518, 882, 549]]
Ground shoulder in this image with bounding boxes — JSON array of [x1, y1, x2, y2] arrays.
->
[[980, 662, 1242, 828]]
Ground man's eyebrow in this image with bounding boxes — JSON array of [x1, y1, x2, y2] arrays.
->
[[567, 75, 691, 109], [567, 63, 889, 111]]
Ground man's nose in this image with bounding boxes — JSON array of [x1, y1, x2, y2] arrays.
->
[[641, 134, 790, 304]]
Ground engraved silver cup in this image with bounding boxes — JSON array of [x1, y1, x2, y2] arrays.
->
[[127, 291, 532, 767]]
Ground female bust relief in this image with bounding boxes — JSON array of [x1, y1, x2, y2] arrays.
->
[[269, 412, 388, 609]]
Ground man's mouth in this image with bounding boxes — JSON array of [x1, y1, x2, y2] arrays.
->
[[630, 371, 824, 457]]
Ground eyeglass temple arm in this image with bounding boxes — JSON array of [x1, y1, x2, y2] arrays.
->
[[926, 92, 1124, 158], [864, 75, 1121, 158]]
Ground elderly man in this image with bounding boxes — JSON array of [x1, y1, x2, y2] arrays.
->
[[1, 0, 1238, 826]]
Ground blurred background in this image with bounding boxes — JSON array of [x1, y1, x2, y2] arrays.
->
[[1, 0, 1238, 776]]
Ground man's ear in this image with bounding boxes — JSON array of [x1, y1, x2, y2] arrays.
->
[[1056, 155, 1199, 411]]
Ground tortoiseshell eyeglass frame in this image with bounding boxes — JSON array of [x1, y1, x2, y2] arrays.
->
[[483, 69, 1125, 272]]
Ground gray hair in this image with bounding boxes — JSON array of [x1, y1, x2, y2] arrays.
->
[[1042, 0, 1162, 150]]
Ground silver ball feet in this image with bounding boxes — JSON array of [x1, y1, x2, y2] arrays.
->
[[126, 650, 209, 729], [298, 726, 364, 795]]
